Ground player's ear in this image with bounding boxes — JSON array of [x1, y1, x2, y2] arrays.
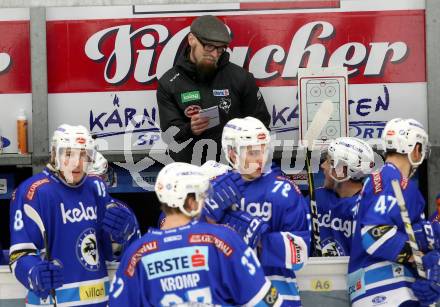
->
[[184, 193, 197, 211], [411, 143, 422, 162]]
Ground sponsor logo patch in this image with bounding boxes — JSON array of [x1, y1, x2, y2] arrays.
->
[[79, 282, 106, 301], [371, 295, 387, 305], [76, 137, 86, 144], [372, 172, 382, 194], [400, 177, 408, 190], [26, 178, 50, 200], [189, 234, 233, 256], [212, 89, 229, 97], [181, 91, 200, 103], [142, 246, 209, 280], [184, 105, 201, 118], [125, 240, 158, 277]]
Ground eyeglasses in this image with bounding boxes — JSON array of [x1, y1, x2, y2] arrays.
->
[[195, 36, 227, 54]]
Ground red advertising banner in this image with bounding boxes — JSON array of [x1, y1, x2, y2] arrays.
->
[[0, 20, 30, 94], [47, 9, 425, 93], [45, 2, 427, 151]]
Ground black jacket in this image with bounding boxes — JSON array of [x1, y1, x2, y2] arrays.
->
[[157, 48, 270, 163]]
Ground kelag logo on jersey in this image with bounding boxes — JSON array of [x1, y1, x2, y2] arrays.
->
[[319, 211, 354, 238], [236, 198, 272, 222], [142, 246, 209, 280], [76, 228, 100, 271]]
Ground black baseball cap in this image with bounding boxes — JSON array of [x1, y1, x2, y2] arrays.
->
[[190, 15, 231, 46]]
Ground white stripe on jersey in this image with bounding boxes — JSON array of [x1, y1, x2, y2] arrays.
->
[[366, 277, 415, 291], [244, 278, 271, 307], [9, 242, 37, 254], [362, 225, 397, 255], [26, 296, 108, 307], [352, 287, 417, 307], [57, 276, 109, 290]]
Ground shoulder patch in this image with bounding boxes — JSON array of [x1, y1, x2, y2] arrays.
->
[[26, 178, 50, 200], [277, 175, 302, 195], [11, 189, 17, 201], [125, 240, 158, 277], [371, 172, 382, 194], [189, 233, 233, 257], [400, 177, 408, 190]]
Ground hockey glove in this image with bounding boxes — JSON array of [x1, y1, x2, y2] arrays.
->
[[103, 202, 137, 244], [412, 278, 440, 306], [422, 250, 440, 283], [220, 209, 269, 249], [204, 172, 246, 222], [414, 221, 440, 252], [28, 260, 63, 299]]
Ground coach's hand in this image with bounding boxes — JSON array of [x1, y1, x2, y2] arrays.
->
[[191, 114, 209, 136]]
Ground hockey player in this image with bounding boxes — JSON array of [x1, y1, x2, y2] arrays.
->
[[204, 117, 310, 306], [156, 160, 232, 228], [9, 124, 138, 306], [348, 118, 440, 306], [109, 162, 282, 306], [314, 137, 375, 256]]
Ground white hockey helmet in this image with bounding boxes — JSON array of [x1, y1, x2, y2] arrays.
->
[[221, 117, 271, 168], [327, 137, 375, 182], [155, 162, 210, 217], [200, 160, 231, 180], [51, 124, 96, 171], [383, 118, 429, 167], [88, 151, 108, 176]]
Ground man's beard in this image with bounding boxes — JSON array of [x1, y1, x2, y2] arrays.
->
[[196, 57, 218, 81]]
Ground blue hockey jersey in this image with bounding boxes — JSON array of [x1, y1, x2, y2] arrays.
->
[[429, 211, 440, 224], [9, 167, 130, 307], [313, 188, 358, 256], [348, 163, 426, 306], [223, 166, 310, 306], [109, 220, 281, 306]]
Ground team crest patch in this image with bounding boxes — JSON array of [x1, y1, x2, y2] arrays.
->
[[76, 228, 100, 271], [213, 89, 229, 97], [218, 97, 232, 113], [321, 238, 345, 256], [184, 105, 201, 118]]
